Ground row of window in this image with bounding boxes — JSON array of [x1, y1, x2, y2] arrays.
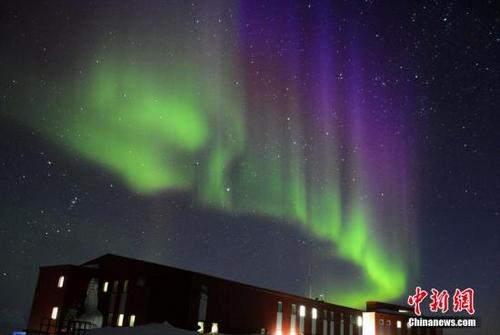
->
[[197, 321, 218, 334], [50, 306, 136, 328], [277, 302, 361, 325], [55, 276, 131, 294], [116, 313, 136, 327], [378, 318, 405, 329]]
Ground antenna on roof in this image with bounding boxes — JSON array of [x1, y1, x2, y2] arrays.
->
[[307, 262, 312, 299]]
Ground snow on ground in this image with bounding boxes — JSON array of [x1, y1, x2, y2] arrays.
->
[[89, 323, 196, 335], [89, 323, 260, 335]]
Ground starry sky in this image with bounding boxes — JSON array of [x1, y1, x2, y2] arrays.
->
[[0, 1, 499, 334]]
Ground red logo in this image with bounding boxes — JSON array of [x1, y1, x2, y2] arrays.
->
[[430, 289, 449, 313], [408, 287, 475, 316], [453, 288, 475, 315], [407, 286, 428, 316]]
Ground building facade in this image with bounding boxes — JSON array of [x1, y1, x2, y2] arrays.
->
[[27, 254, 440, 335]]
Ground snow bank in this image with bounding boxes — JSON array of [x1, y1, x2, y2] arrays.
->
[[89, 323, 196, 335], [89, 323, 260, 335]]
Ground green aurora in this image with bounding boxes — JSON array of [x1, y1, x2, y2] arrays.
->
[[5, 3, 414, 308], [12, 56, 407, 308]]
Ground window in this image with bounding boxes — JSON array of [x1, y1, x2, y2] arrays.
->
[[51, 307, 59, 320], [129, 315, 136, 327], [117, 314, 124, 327], [386, 320, 391, 327], [397, 321, 402, 329], [356, 316, 362, 327], [379, 319, 384, 325], [312, 308, 318, 320], [292, 304, 297, 315], [278, 301, 283, 313], [197, 321, 204, 333], [299, 305, 306, 317], [113, 281, 119, 293], [211, 323, 218, 334], [57, 276, 64, 288], [103, 281, 109, 292], [123, 280, 129, 293], [323, 310, 327, 319]]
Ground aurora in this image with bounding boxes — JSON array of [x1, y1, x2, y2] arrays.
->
[[6, 0, 416, 308]]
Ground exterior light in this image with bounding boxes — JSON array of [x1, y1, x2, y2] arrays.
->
[[299, 305, 306, 317], [357, 316, 362, 327], [312, 308, 318, 320], [361, 312, 375, 335], [51, 307, 59, 320], [398, 309, 408, 313]]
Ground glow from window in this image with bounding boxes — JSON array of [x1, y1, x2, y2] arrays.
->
[[396, 321, 402, 329], [211, 322, 218, 334], [103, 281, 109, 292], [197, 321, 204, 333], [357, 316, 363, 327], [51, 307, 59, 320], [299, 305, 306, 317], [275, 330, 282, 335], [129, 315, 136, 327], [57, 276, 64, 288], [312, 308, 317, 320], [117, 314, 124, 327], [361, 312, 375, 335]]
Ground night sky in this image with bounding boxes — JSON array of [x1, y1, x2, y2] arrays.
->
[[0, 1, 499, 335]]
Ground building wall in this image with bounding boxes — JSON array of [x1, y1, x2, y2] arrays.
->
[[26, 255, 439, 335]]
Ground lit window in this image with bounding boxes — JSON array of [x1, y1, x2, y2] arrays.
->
[[356, 316, 362, 327], [312, 308, 318, 320], [299, 305, 306, 317], [397, 321, 402, 329], [57, 276, 65, 288], [51, 307, 59, 320], [129, 315, 136, 327], [117, 314, 124, 327], [211, 322, 218, 334], [292, 304, 297, 315], [278, 301, 283, 313], [123, 280, 129, 293], [103, 281, 109, 292], [197, 321, 204, 333]]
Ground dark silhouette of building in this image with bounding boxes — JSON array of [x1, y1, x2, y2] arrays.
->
[[27, 254, 441, 335]]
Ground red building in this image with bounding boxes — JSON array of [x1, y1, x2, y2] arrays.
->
[[27, 254, 441, 335]]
